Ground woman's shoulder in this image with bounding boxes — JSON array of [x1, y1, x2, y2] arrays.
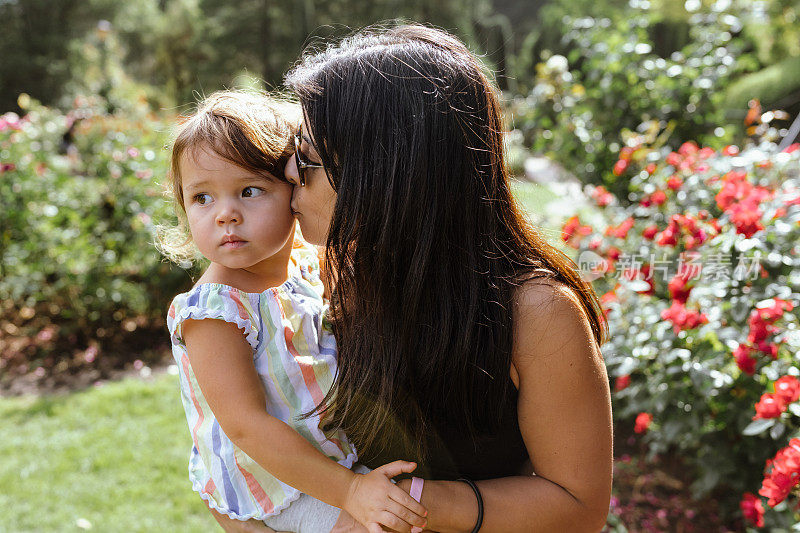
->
[[514, 277, 584, 317], [512, 277, 601, 369]]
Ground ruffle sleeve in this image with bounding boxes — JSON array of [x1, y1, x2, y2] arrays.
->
[[167, 283, 260, 351]]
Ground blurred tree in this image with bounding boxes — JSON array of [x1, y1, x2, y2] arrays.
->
[[0, 0, 119, 112]]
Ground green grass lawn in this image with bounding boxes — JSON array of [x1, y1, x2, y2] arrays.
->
[[0, 373, 217, 533]]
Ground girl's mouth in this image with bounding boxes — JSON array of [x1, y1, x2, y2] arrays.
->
[[221, 235, 247, 248]]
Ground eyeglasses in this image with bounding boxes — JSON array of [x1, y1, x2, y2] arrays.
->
[[293, 129, 324, 187]]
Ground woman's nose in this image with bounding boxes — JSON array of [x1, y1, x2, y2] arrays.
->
[[284, 155, 299, 186]]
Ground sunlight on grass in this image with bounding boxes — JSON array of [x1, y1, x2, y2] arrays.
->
[[511, 180, 574, 257], [0, 374, 216, 533]]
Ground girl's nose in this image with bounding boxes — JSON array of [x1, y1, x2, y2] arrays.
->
[[215, 202, 241, 225]]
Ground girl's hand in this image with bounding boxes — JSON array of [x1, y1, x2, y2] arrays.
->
[[342, 461, 428, 533]]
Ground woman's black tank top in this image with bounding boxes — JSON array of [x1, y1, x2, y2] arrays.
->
[[355, 382, 529, 481]]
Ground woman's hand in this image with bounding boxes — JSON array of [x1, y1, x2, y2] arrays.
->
[[342, 461, 428, 533]]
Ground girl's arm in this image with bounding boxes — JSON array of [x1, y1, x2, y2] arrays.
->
[[183, 318, 427, 533], [412, 281, 613, 532]]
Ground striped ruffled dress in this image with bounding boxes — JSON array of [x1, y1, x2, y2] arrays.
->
[[166, 240, 356, 520]]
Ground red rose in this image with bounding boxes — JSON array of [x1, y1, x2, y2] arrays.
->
[[759, 470, 797, 507], [645, 163, 656, 175], [614, 375, 631, 392], [607, 217, 635, 239], [753, 393, 786, 419], [634, 412, 653, 434], [774, 376, 800, 405], [668, 274, 692, 304], [734, 344, 757, 375], [642, 225, 659, 240], [661, 301, 708, 334], [740, 493, 765, 528], [651, 190, 667, 205]]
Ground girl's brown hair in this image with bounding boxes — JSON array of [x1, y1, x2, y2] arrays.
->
[[287, 24, 609, 463], [158, 90, 299, 264]]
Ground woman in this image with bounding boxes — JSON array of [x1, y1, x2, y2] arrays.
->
[[215, 23, 612, 532]]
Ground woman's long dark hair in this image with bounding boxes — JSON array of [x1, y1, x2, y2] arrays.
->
[[286, 24, 608, 462]]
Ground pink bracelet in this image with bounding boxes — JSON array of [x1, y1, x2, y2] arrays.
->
[[410, 477, 425, 533]]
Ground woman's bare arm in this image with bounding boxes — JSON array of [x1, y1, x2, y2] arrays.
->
[[414, 281, 613, 532]]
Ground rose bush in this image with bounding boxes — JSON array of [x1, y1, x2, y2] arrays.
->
[[509, 3, 747, 200], [0, 94, 190, 389], [560, 118, 800, 527]]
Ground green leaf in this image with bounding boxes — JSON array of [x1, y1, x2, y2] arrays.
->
[[742, 418, 775, 436], [770, 422, 786, 440]]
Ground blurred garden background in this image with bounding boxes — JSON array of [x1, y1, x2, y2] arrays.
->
[[2, 0, 800, 531]]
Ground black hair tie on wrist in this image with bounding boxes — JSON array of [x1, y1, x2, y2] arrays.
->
[[457, 477, 484, 533]]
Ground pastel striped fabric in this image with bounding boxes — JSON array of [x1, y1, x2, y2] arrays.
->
[[167, 239, 356, 520]]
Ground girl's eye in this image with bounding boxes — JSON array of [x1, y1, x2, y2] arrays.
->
[[193, 193, 212, 205], [242, 186, 265, 198]]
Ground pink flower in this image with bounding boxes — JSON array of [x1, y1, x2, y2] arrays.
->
[[699, 147, 716, 159], [592, 186, 614, 206], [722, 145, 740, 156], [666, 175, 683, 190], [739, 493, 764, 528], [666, 151, 682, 167], [679, 141, 699, 155], [782, 143, 799, 154]]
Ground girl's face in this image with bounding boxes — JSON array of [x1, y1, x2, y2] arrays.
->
[[181, 145, 295, 275], [284, 119, 337, 246]]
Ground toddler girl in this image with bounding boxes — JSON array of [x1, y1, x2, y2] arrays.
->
[[160, 91, 427, 533]]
